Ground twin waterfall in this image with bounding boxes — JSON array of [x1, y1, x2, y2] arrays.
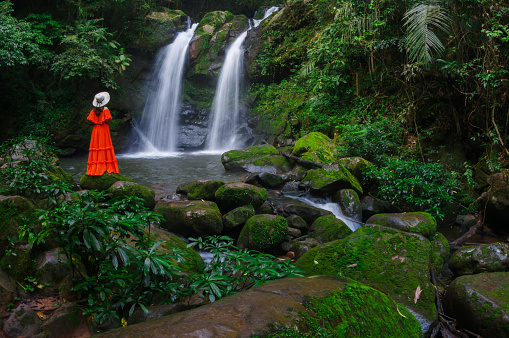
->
[[136, 7, 279, 155]]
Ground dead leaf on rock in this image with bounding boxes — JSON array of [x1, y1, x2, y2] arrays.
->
[[414, 285, 422, 304]]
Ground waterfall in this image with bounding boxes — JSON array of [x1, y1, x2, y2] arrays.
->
[[138, 22, 199, 155], [205, 6, 280, 152]]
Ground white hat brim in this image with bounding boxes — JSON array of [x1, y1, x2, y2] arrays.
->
[[93, 92, 110, 107]]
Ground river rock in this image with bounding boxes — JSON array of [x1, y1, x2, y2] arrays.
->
[[276, 197, 333, 225], [222, 205, 255, 230], [154, 199, 223, 237], [237, 214, 288, 251], [94, 276, 421, 337], [448, 242, 509, 277], [214, 182, 268, 213], [3, 304, 41, 337], [35, 248, 72, 293], [176, 179, 225, 201], [42, 302, 90, 337], [300, 166, 363, 195], [360, 195, 392, 220], [366, 212, 437, 239], [255, 172, 288, 189], [1, 243, 32, 282], [429, 232, 449, 274], [336, 157, 373, 182], [79, 173, 134, 191], [0, 195, 38, 252], [221, 144, 294, 174], [292, 132, 338, 164], [108, 181, 155, 209], [333, 189, 362, 223], [443, 272, 509, 337], [286, 214, 309, 231], [178, 104, 209, 149], [308, 215, 353, 243], [296, 224, 437, 327], [286, 165, 308, 181], [474, 170, 509, 227], [287, 237, 321, 260]]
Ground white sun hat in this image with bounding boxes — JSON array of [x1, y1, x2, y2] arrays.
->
[[92, 92, 110, 107]]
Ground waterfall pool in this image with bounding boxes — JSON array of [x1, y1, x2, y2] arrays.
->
[[59, 152, 244, 196]]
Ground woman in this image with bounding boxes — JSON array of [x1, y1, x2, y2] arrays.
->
[[86, 92, 119, 175]]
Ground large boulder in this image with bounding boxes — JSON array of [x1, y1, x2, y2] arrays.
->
[[176, 179, 225, 201], [292, 132, 338, 164], [300, 166, 363, 195], [429, 232, 450, 274], [154, 200, 223, 237], [94, 276, 421, 337], [308, 215, 353, 243], [275, 197, 333, 225], [366, 212, 438, 239], [35, 248, 72, 293], [108, 181, 155, 210], [222, 205, 255, 230], [448, 242, 509, 277], [42, 302, 90, 338], [474, 170, 509, 227], [0, 195, 38, 253], [333, 189, 362, 223], [3, 304, 41, 337], [80, 173, 133, 191], [214, 182, 268, 213], [237, 214, 288, 251], [443, 272, 509, 337], [221, 144, 294, 174], [296, 224, 437, 326], [337, 157, 373, 182]]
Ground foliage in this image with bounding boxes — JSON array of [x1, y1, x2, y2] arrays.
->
[[187, 235, 303, 302], [364, 157, 461, 219]]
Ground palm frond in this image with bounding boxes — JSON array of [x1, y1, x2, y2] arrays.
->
[[403, 0, 452, 65]]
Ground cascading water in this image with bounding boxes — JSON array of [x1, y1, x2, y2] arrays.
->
[[205, 6, 280, 152], [137, 22, 199, 155]]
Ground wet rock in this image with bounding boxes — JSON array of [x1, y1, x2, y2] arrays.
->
[[286, 214, 309, 231], [360, 195, 389, 220], [333, 189, 362, 223], [176, 179, 225, 201], [289, 237, 321, 260], [222, 205, 255, 230], [79, 173, 134, 191], [336, 157, 373, 182], [108, 181, 155, 209], [214, 182, 268, 213], [449, 242, 509, 277], [300, 166, 363, 195], [3, 304, 41, 337], [296, 224, 437, 326], [287, 227, 302, 239], [221, 144, 294, 174], [455, 214, 477, 229], [292, 132, 338, 164], [308, 215, 353, 244], [277, 197, 333, 225], [281, 180, 300, 193], [237, 214, 288, 251], [42, 302, 90, 337], [429, 232, 450, 274], [95, 276, 421, 337], [286, 165, 308, 182], [154, 199, 223, 236], [35, 248, 72, 292], [366, 212, 437, 239], [257, 172, 287, 189], [443, 272, 509, 337]]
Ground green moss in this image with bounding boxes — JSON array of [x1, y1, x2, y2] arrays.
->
[[222, 144, 279, 163], [238, 214, 288, 251], [302, 166, 363, 195], [214, 183, 268, 213], [79, 173, 133, 191], [309, 215, 352, 243], [108, 182, 155, 209], [177, 180, 225, 201]]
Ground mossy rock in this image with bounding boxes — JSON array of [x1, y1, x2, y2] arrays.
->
[[296, 224, 437, 324], [79, 173, 133, 191], [443, 272, 509, 337], [221, 144, 294, 174], [176, 179, 225, 201], [366, 212, 438, 239], [214, 183, 268, 214], [301, 165, 363, 195], [430, 232, 449, 274], [308, 215, 353, 243], [292, 132, 338, 164], [196, 11, 235, 35], [237, 214, 288, 251], [448, 242, 509, 277], [108, 181, 155, 210], [143, 226, 203, 274], [0, 195, 38, 253], [337, 157, 374, 182], [256, 172, 287, 189], [333, 189, 362, 224], [0, 244, 33, 282], [46, 166, 76, 188], [222, 205, 255, 230], [154, 200, 223, 236]]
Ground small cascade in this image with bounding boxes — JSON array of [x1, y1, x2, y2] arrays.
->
[[137, 22, 199, 155], [205, 6, 280, 152]]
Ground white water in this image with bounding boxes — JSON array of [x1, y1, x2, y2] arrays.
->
[[138, 23, 199, 155], [205, 6, 280, 152]]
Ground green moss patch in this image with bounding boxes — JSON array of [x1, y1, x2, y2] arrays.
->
[[237, 214, 288, 251]]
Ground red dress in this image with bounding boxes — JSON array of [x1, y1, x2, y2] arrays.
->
[[87, 108, 119, 175]]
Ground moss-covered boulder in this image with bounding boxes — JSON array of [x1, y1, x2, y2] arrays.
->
[[333, 189, 362, 224], [288, 237, 321, 260], [237, 214, 288, 251], [286, 214, 309, 231], [292, 132, 338, 164], [134, 9, 187, 52], [108, 181, 155, 210], [222, 205, 255, 230], [337, 157, 373, 182], [154, 200, 223, 237], [276, 197, 333, 225], [300, 165, 363, 195], [79, 173, 133, 191], [296, 224, 437, 325], [429, 232, 449, 274], [46, 165, 76, 188], [214, 182, 268, 213], [0, 195, 38, 253], [449, 242, 509, 277], [176, 179, 225, 201], [94, 276, 421, 337], [221, 144, 294, 174], [308, 215, 353, 244], [256, 172, 287, 189], [0, 243, 33, 282], [366, 212, 437, 239], [474, 170, 509, 227], [443, 272, 509, 337]]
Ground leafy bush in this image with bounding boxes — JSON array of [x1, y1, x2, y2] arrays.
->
[[364, 157, 461, 219]]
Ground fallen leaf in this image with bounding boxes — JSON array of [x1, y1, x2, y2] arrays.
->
[[347, 263, 357, 268], [396, 305, 406, 318], [414, 285, 422, 304]]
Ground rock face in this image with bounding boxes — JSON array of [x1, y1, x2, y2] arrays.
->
[[237, 214, 288, 251], [296, 224, 437, 325], [443, 272, 509, 337], [429, 232, 450, 273], [448, 242, 509, 277], [221, 144, 294, 174], [366, 212, 438, 239], [95, 276, 421, 338]]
